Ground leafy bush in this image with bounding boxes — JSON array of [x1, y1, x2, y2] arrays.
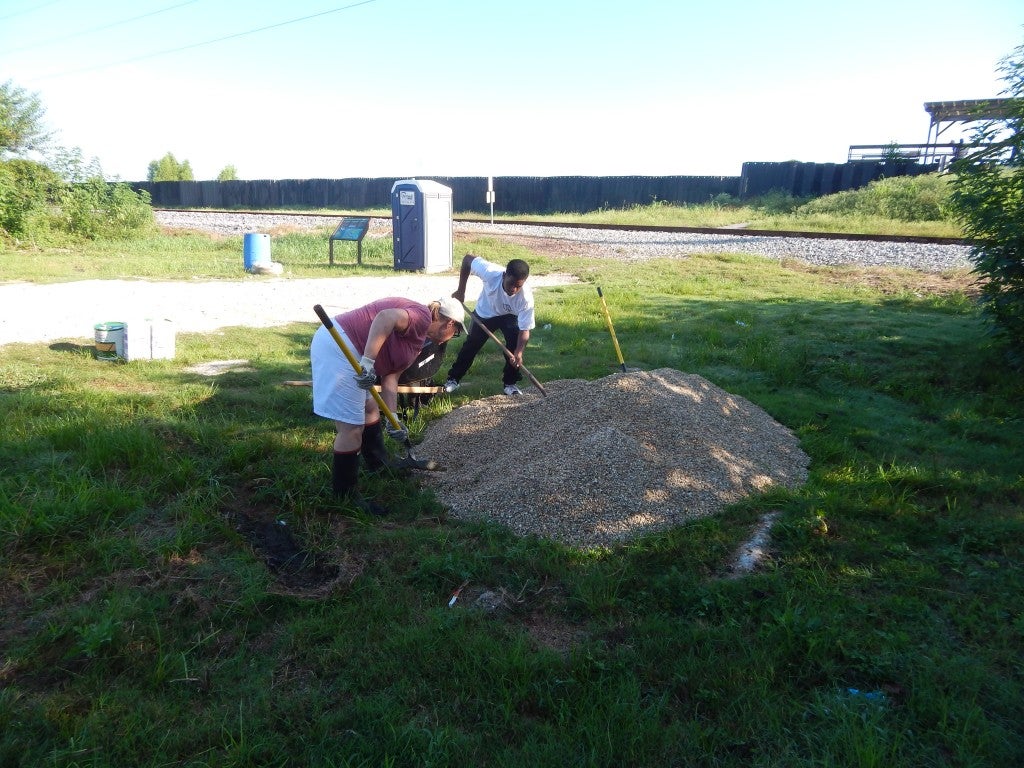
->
[[950, 43, 1024, 367], [1, 158, 154, 243], [0, 158, 61, 239], [798, 174, 953, 221], [59, 177, 155, 239], [747, 190, 804, 214]]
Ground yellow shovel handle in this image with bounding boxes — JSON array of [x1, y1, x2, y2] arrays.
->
[[313, 304, 403, 430], [597, 287, 627, 372]]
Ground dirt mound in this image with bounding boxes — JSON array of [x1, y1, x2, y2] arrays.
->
[[417, 368, 809, 548]]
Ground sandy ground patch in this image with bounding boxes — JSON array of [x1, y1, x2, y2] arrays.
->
[[0, 274, 577, 346]]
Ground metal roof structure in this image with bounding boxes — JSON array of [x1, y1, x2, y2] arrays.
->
[[923, 98, 1015, 164], [925, 99, 1014, 138]]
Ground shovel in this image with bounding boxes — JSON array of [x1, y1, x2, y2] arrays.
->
[[596, 286, 627, 373], [313, 304, 443, 471], [457, 300, 547, 397]]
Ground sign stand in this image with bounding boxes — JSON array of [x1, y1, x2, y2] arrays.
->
[[329, 217, 370, 265], [487, 176, 494, 225]]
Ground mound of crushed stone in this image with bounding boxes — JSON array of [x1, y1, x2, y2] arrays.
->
[[415, 368, 809, 549]]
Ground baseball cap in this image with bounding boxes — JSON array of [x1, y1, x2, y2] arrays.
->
[[437, 297, 466, 336]]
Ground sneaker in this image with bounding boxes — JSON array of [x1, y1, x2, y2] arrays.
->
[[443, 378, 460, 393], [503, 384, 523, 396]]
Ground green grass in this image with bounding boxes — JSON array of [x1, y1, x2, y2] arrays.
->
[[452, 199, 963, 238], [1, 230, 1022, 767], [0, 228, 398, 283]]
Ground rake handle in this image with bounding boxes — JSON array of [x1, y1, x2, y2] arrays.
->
[[457, 300, 547, 397]]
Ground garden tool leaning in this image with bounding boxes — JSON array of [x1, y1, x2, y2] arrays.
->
[[313, 304, 443, 471]]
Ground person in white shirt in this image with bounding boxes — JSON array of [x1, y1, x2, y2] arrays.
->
[[443, 254, 534, 396]]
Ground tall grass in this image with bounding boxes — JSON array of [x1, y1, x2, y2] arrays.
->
[[454, 175, 963, 238]]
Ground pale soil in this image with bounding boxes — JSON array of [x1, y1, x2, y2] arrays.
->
[[0, 273, 577, 347]]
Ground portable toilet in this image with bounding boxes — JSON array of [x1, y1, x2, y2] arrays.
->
[[391, 179, 453, 273]]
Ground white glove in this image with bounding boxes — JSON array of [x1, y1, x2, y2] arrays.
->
[[354, 355, 376, 390]]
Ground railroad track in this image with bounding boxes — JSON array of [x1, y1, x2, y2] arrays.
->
[[155, 209, 970, 246]]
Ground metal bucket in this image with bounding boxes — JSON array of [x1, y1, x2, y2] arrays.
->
[[94, 322, 125, 361]]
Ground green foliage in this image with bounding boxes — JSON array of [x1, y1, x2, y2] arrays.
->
[[0, 79, 52, 156], [950, 41, 1024, 367], [216, 164, 239, 181], [746, 189, 804, 214], [468, 184, 961, 237], [0, 85, 154, 244], [799, 173, 953, 222], [47, 145, 102, 183], [59, 178, 156, 239], [146, 152, 194, 182], [0, 158, 61, 238], [0, 158, 154, 243]]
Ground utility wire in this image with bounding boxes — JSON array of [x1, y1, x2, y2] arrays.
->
[[27, 0, 379, 82], [0, 0, 202, 56], [0, 0, 69, 22]]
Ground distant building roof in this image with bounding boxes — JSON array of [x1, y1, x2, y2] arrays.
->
[[924, 99, 1015, 122]]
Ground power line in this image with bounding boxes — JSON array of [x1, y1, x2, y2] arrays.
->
[[0, 1, 202, 56], [0, 0, 69, 22], [27, 0, 379, 82]]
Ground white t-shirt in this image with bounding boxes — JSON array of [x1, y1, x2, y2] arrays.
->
[[470, 257, 536, 330]]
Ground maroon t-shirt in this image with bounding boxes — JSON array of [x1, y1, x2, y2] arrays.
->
[[336, 298, 431, 377]]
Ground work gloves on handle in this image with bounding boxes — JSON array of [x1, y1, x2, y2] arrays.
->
[[353, 355, 407, 442], [385, 421, 409, 444], [354, 355, 377, 390]]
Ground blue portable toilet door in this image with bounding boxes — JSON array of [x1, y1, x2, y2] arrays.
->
[[392, 185, 424, 270]]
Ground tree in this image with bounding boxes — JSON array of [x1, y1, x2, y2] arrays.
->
[[950, 41, 1024, 367], [0, 79, 53, 157], [216, 164, 238, 181], [147, 152, 194, 182]]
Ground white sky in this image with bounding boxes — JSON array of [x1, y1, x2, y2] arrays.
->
[[2, 0, 1021, 181]]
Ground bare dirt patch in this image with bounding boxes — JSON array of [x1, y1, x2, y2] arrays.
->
[[779, 258, 980, 297], [222, 484, 362, 598]]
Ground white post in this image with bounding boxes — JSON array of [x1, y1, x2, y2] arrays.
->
[[486, 176, 494, 225]]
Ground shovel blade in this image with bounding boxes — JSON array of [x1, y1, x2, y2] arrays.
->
[[391, 454, 445, 472]]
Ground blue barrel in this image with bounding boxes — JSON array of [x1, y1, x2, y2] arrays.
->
[[243, 233, 270, 271]]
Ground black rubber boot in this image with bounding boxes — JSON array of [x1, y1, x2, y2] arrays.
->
[[332, 451, 389, 516], [360, 420, 391, 472]]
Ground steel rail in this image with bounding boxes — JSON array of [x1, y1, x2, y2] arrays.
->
[[155, 209, 973, 246]]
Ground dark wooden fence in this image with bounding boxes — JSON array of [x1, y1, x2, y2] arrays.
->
[[130, 160, 939, 214], [739, 160, 937, 198]]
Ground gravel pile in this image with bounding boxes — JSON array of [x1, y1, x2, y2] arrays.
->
[[155, 210, 973, 273], [416, 368, 810, 549]]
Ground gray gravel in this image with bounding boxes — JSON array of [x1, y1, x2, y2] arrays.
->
[[155, 210, 974, 273], [417, 368, 809, 549]]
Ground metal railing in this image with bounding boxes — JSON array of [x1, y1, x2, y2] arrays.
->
[[847, 142, 997, 169]]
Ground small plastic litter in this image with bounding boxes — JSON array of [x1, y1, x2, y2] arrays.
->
[[447, 580, 469, 607], [846, 688, 885, 702]]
